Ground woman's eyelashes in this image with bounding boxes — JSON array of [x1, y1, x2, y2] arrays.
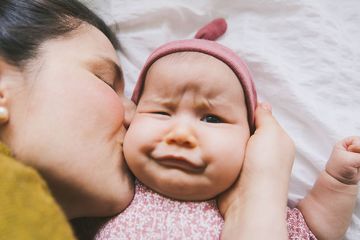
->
[[88, 58, 125, 93], [152, 111, 170, 116], [95, 73, 116, 90]]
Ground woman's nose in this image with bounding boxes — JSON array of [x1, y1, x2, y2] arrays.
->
[[122, 96, 136, 129], [164, 124, 198, 148]]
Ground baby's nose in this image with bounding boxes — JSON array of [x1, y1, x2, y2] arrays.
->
[[164, 125, 198, 148]]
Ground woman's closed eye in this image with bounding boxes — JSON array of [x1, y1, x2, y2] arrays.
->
[[88, 57, 124, 93], [152, 111, 170, 116], [94, 73, 115, 90], [201, 114, 223, 123]]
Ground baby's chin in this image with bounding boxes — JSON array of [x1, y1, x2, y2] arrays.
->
[[144, 176, 229, 201]]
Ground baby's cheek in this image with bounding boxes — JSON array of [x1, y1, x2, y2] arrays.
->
[[123, 117, 151, 169], [123, 123, 139, 164], [215, 134, 246, 180]]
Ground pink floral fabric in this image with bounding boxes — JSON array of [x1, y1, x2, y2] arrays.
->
[[287, 207, 317, 240], [95, 180, 316, 240]]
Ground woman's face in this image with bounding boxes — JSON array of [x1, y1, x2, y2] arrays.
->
[[0, 24, 135, 218]]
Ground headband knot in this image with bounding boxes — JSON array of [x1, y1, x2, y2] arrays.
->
[[194, 18, 227, 41]]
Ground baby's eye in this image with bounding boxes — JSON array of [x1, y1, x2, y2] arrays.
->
[[201, 114, 223, 123], [152, 111, 170, 116]]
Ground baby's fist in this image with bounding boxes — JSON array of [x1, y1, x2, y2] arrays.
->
[[326, 136, 360, 185]]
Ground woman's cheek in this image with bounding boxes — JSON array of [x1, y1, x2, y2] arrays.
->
[[91, 84, 125, 127]]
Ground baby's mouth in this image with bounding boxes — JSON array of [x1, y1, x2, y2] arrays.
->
[[152, 154, 205, 173]]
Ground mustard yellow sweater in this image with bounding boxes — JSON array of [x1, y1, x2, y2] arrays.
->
[[0, 143, 75, 240]]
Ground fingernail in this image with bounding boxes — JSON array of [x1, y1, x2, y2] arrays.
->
[[261, 102, 272, 112]]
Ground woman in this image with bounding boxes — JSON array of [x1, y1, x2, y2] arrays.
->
[[0, 0, 134, 219], [0, 0, 294, 239]]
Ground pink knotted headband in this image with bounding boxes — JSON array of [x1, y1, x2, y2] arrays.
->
[[132, 18, 257, 132]]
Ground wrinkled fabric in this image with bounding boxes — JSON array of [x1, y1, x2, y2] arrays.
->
[[96, 180, 316, 240]]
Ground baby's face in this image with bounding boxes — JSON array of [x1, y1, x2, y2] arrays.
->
[[124, 52, 250, 200]]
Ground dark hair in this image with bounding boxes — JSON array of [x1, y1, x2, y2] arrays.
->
[[0, 0, 120, 67]]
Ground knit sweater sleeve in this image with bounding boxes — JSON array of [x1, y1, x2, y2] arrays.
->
[[0, 143, 76, 240]]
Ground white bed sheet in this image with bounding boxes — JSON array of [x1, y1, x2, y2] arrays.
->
[[84, 0, 360, 238]]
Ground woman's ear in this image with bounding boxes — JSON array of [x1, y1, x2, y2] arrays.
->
[[0, 58, 5, 78], [0, 59, 11, 125], [0, 59, 7, 100]]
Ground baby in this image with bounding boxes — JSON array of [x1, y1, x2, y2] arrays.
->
[[96, 19, 359, 240]]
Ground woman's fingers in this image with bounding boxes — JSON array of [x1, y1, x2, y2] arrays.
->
[[254, 102, 275, 130]]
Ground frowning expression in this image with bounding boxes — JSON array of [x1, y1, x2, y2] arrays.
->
[[124, 52, 250, 200]]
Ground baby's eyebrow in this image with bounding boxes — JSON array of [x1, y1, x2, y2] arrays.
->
[[194, 98, 213, 110], [147, 98, 177, 108], [149, 97, 215, 110]]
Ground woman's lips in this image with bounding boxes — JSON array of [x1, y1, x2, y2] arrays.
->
[[154, 155, 206, 173]]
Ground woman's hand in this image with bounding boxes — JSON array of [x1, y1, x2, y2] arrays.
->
[[218, 103, 295, 239]]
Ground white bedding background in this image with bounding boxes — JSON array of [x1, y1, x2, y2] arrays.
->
[[84, 0, 360, 238]]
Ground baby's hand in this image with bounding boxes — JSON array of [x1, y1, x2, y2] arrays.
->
[[326, 136, 360, 185]]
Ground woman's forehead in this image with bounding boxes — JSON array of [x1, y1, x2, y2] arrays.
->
[[39, 24, 118, 62]]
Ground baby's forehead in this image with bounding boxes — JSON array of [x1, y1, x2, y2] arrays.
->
[[161, 51, 213, 61], [149, 52, 241, 85], [143, 52, 247, 108], [156, 51, 229, 68]]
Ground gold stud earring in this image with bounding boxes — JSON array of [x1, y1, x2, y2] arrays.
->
[[0, 107, 9, 124]]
